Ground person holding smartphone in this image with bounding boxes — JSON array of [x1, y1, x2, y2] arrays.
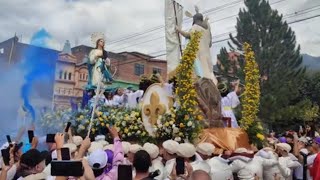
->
[[133, 150, 152, 180], [143, 142, 164, 180], [87, 126, 124, 180], [13, 149, 49, 179], [162, 140, 179, 179]]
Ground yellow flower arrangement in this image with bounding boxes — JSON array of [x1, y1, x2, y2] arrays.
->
[[240, 42, 261, 130], [153, 31, 203, 142], [175, 31, 203, 121], [256, 133, 265, 141]]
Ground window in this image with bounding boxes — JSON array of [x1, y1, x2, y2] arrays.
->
[[153, 68, 161, 75], [86, 74, 88, 80], [134, 64, 144, 76], [80, 74, 83, 80], [64, 72, 67, 79], [68, 73, 72, 80], [59, 70, 63, 79]]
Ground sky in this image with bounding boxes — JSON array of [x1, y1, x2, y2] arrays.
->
[[0, 0, 319, 63]]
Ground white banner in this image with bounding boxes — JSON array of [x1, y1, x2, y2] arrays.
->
[[165, 0, 183, 79]]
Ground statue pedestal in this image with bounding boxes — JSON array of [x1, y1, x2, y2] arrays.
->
[[199, 128, 250, 152]]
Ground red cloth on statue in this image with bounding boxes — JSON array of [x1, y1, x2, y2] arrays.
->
[[311, 153, 320, 179]]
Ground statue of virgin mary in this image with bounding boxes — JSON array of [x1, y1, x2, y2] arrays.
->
[[87, 33, 113, 89]]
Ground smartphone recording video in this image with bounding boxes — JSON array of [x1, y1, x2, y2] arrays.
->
[[6, 135, 12, 144], [61, 147, 70, 160], [28, 130, 34, 143], [176, 157, 185, 175], [1, 148, 10, 166], [118, 164, 133, 180], [51, 160, 84, 177], [65, 122, 71, 133], [46, 134, 55, 143]]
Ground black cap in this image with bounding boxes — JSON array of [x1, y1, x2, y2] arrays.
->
[[20, 149, 49, 168]]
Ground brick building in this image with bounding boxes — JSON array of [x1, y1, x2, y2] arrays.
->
[[71, 46, 167, 84], [0, 36, 167, 109]]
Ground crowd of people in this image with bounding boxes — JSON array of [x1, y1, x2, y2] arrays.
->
[[0, 123, 320, 180], [84, 87, 144, 109], [82, 72, 174, 111]]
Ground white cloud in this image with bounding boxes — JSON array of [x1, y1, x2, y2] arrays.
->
[[0, 0, 319, 59]]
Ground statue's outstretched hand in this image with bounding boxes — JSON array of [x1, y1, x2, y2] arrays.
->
[[175, 25, 181, 32]]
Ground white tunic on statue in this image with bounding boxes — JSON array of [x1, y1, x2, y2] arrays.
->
[[89, 49, 104, 87], [190, 24, 218, 85], [221, 91, 240, 128], [207, 156, 233, 180], [149, 157, 165, 180]]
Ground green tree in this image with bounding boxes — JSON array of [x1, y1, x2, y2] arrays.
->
[[216, 47, 245, 84], [300, 72, 320, 105], [227, 0, 306, 129]]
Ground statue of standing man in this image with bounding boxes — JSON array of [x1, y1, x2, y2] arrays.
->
[[176, 7, 217, 85]]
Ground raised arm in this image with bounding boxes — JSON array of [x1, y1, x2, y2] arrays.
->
[[176, 26, 191, 39]]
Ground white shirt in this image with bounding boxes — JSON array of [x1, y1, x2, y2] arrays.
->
[[221, 91, 240, 128], [17, 164, 54, 180], [207, 156, 233, 180], [163, 158, 175, 179], [149, 157, 164, 180], [305, 153, 317, 180], [163, 83, 174, 97], [126, 90, 144, 109], [113, 94, 124, 106], [230, 155, 278, 180], [278, 156, 301, 180], [190, 160, 211, 173], [263, 151, 282, 180], [5, 164, 17, 180], [105, 99, 114, 107]]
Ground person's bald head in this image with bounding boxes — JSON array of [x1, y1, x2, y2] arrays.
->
[[189, 170, 211, 180]]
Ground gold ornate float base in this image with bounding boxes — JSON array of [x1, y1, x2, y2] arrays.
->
[[199, 128, 250, 152]]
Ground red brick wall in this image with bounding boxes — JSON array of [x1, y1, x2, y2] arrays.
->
[[111, 53, 167, 83]]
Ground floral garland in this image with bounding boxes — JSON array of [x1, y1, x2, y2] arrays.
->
[[240, 42, 261, 129], [176, 31, 202, 116], [69, 106, 150, 143], [240, 42, 264, 144], [173, 31, 203, 141]]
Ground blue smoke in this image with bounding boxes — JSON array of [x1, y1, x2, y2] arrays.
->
[[30, 29, 52, 48], [21, 28, 57, 122]]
